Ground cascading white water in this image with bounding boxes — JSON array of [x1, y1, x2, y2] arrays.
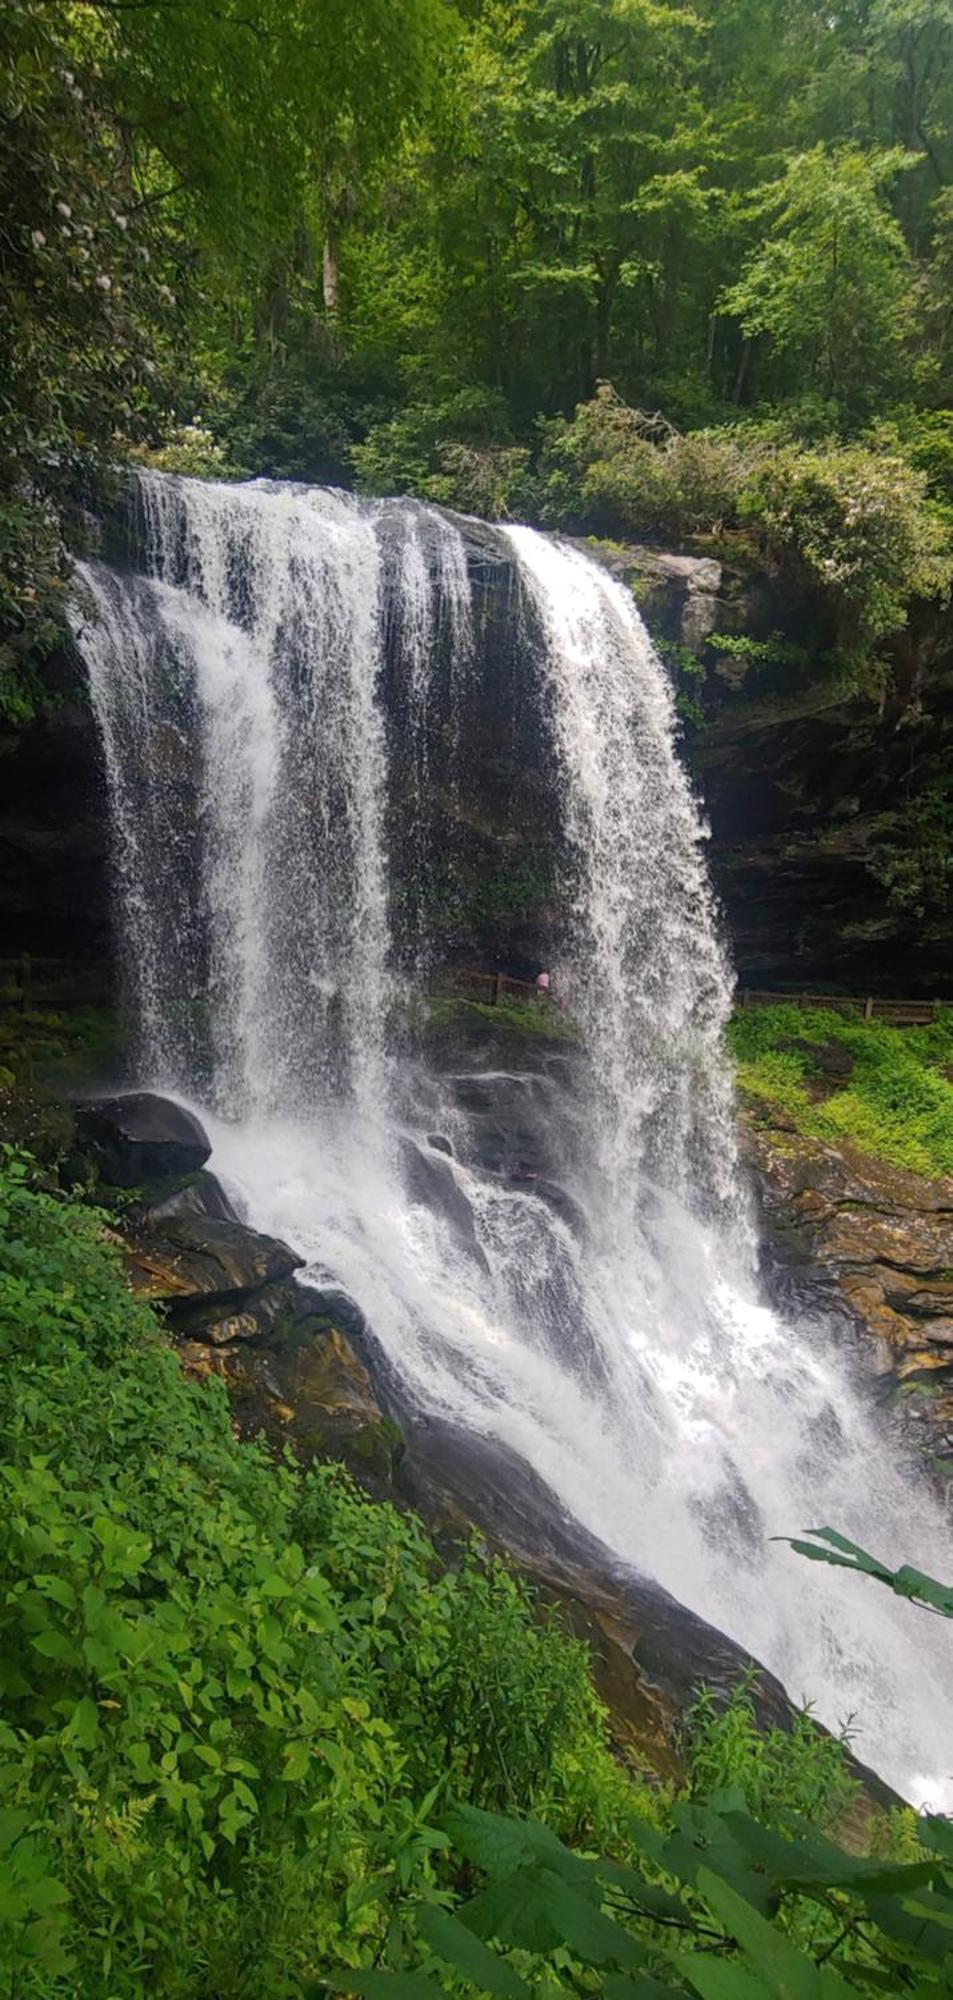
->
[[72, 471, 953, 1805], [502, 526, 740, 1227]]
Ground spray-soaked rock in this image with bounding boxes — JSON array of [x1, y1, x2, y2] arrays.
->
[[76, 1090, 211, 1188], [742, 1102, 953, 1467], [124, 1210, 302, 1312]]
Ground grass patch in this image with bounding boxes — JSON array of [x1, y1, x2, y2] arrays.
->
[[425, 995, 580, 1041], [729, 1003, 953, 1179]]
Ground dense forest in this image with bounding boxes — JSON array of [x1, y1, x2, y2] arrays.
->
[[5, 0, 953, 714]]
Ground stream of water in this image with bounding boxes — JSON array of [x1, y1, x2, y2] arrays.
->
[[72, 470, 953, 1805]]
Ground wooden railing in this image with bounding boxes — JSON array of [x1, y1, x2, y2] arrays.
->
[[438, 968, 546, 1006], [738, 990, 946, 1026], [0, 954, 111, 1012]]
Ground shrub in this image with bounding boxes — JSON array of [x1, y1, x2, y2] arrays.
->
[[741, 440, 953, 659], [682, 1676, 857, 1830], [350, 388, 528, 512], [537, 385, 752, 538]]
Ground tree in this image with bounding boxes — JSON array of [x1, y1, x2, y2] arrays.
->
[[720, 145, 917, 410]]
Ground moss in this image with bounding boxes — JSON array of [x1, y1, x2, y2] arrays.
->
[[730, 1003, 953, 1179], [426, 995, 580, 1041]]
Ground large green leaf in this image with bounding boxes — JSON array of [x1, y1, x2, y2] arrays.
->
[[722, 1807, 939, 1898], [676, 1956, 773, 2000], [696, 1867, 855, 2000], [324, 1975, 447, 2000], [443, 1804, 587, 1884], [782, 1530, 953, 1616], [661, 1804, 778, 1916], [459, 1863, 647, 1970], [417, 1905, 530, 1997]]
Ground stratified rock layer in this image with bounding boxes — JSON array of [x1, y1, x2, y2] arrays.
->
[[742, 1103, 953, 1464]]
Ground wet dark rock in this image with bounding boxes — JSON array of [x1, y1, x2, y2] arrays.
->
[[0, 654, 111, 964], [448, 1070, 559, 1179], [77, 1091, 211, 1189], [142, 1168, 239, 1225], [180, 1321, 401, 1487], [504, 1170, 587, 1235], [173, 1278, 302, 1346], [742, 1101, 953, 1465], [124, 1210, 302, 1311], [401, 1138, 488, 1272], [394, 1413, 895, 1806]]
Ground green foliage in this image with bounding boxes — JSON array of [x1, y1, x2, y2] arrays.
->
[[868, 780, 953, 920], [0, 1150, 651, 1995], [3, 1151, 937, 2000], [352, 390, 534, 519], [0, 0, 451, 713], [425, 996, 579, 1043], [537, 390, 754, 539], [742, 439, 953, 660], [682, 1679, 857, 1833], [729, 1003, 953, 1179], [342, 1787, 953, 2000], [720, 148, 916, 411], [782, 1528, 953, 1617], [131, 425, 246, 482]]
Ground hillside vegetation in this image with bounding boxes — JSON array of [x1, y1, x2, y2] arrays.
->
[[7, 1, 953, 714], [730, 1004, 953, 1179], [4, 1143, 951, 2000]]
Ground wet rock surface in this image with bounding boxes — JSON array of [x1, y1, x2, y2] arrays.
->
[[77, 1090, 211, 1188], [742, 1102, 953, 1465], [180, 1316, 400, 1487], [124, 1210, 302, 1311]]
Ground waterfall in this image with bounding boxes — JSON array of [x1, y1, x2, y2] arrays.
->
[[72, 471, 953, 1806]]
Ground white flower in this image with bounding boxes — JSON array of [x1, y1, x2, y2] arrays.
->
[[96, 273, 112, 291], [31, 229, 46, 249], [114, 214, 128, 231], [56, 201, 72, 220]]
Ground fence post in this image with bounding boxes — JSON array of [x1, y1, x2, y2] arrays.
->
[[864, 996, 874, 1021]]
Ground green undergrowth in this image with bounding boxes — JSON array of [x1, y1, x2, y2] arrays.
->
[[0, 1148, 921, 1995], [0, 1147, 656, 1995], [729, 1003, 953, 1178], [425, 996, 580, 1042]]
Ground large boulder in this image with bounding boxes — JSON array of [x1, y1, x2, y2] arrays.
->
[[144, 1169, 239, 1225], [76, 1091, 210, 1189]]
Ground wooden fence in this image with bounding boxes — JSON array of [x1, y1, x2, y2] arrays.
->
[[441, 973, 948, 1023], [438, 968, 546, 1006], [738, 989, 945, 1026], [0, 954, 111, 1012]]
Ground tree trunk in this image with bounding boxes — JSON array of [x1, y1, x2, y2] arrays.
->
[[732, 336, 752, 405], [323, 234, 340, 320]]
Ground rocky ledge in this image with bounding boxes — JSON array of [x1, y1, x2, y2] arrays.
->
[[743, 1101, 953, 1468], [71, 1085, 894, 1808]]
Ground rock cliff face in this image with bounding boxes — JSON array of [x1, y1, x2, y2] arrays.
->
[[742, 1103, 953, 1474], [4, 501, 953, 995], [615, 539, 953, 995], [0, 648, 110, 968]]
